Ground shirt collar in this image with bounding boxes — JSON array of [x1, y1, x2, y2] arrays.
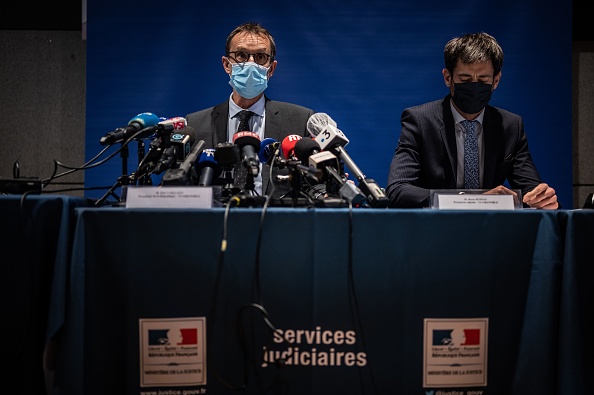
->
[[229, 94, 265, 118], [450, 100, 485, 126]]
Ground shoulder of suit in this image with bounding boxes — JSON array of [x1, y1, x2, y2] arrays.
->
[[186, 100, 228, 119], [405, 98, 443, 110], [265, 99, 314, 114], [486, 104, 517, 115], [402, 99, 443, 116]]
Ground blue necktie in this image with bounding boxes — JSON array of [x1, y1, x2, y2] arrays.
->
[[461, 120, 479, 189]]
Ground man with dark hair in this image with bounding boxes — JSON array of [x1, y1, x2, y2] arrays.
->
[[385, 32, 559, 209]]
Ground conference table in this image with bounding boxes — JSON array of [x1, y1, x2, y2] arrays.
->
[[2, 194, 592, 395], [52, 204, 586, 395]]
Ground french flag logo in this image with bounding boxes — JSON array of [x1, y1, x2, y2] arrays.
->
[[432, 328, 480, 346]]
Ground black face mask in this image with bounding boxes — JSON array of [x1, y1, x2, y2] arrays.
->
[[452, 82, 493, 114]]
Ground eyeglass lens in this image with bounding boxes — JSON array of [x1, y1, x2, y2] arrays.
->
[[229, 51, 270, 65]]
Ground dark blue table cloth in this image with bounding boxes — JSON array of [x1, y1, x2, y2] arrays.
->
[[55, 207, 565, 395]]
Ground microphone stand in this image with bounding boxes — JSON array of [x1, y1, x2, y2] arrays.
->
[[279, 160, 313, 207], [120, 140, 128, 177], [95, 140, 133, 207], [137, 139, 145, 170], [213, 142, 241, 204], [217, 164, 239, 204], [94, 174, 132, 206], [95, 135, 145, 206]]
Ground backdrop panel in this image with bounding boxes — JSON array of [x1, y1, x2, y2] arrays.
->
[[84, 0, 572, 208]]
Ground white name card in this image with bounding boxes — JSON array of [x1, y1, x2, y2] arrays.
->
[[125, 186, 214, 208], [436, 193, 515, 210]]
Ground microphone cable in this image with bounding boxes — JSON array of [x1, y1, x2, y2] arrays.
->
[[345, 201, 380, 394], [207, 163, 292, 391], [205, 196, 248, 390], [42, 125, 167, 193], [41, 145, 112, 189], [238, 187, 295, 385]]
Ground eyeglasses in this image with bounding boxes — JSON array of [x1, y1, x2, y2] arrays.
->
[[227, 51, 273, 66]]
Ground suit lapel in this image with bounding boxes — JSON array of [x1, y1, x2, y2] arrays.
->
[[441, 97, 458, 186], [263, 97, 282, 141], [262, 97, 280, 195], [481, 107, 499, 188], [212, 101, 229, 146]]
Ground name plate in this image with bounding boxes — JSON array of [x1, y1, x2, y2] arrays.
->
[[125, 186, 215, 208], [430, 189, 522, 210], [436, 194, 515, 210]]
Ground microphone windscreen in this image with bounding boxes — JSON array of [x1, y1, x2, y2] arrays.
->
[[306, 112, 337, 137], [214, 142, 241, 167], [233, 131, 261, 150], [162, 116, 188, 130], [196, 148, 222, 183], [258, 138, 278, 163], [196, 148, 221, 171], [293, 138, 321, 165], [129, 112, 160, 128], [281, 134, 303, 159]]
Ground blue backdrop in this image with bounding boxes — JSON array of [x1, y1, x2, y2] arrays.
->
[[85, 0, 572, 208]]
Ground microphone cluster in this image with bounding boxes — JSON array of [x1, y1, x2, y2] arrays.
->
[[305, 113, 390, 208], [98, 113, 204, 186], [98, 112, 389, 208]]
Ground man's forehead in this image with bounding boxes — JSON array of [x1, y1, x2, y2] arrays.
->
[[455, 61, 494, 75], [232, 32, 269, 48]]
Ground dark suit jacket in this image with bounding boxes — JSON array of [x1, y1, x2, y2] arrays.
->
[[385, 95, 543, 208], [186, 96, 314, 197]]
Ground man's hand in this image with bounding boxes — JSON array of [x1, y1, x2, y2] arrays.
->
[[523, 183, 559, 209], [484, 185, 519, 206]]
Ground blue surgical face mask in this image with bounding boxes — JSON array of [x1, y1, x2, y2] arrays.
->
[[228, 62, 269, 99]]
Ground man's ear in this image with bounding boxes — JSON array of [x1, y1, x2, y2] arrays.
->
[[267, 60, 278, 78], [222, 56, 232, 74], [492, 71, 502, 89], [442, 68, 452, 88]]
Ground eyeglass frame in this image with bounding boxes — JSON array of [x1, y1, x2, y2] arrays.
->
[[226, 51, 274, 66]]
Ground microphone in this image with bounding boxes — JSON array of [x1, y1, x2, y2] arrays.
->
[[280, 134, 303, 159], [258, 138, 280, 165], [99, 112, 160, 145], [144, 116, 188, 138], [233, 131, 261, 176], [161, 139, 206, 186], [152, 126, 196, 175], [292, 138, 364, 205], [214, 142, 241, 196], [306, 112, 348, 150], [158, 116, 187, 131], [294, 138, 322, 166], [306, 112, 338, 138], [214, 142, 241, 169], [195, 148, 222, 186], [170, 127, 196, 161], [305, 113, 390, 208], [134, 116, 189, 142]]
